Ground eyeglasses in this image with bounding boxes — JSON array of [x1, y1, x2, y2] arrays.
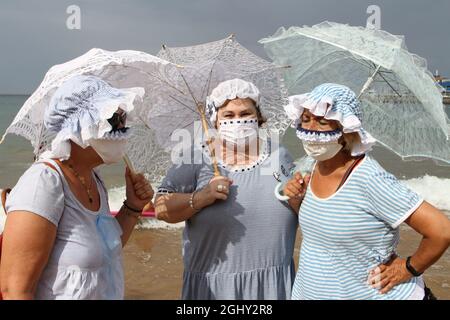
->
[[107, 112, 127, 132]]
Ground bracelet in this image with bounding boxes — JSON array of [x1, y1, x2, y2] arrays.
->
[[121, 206, 141, 219], [406, 256, 423, 277], [189, 190, 201, 212], [123, 200, 142, 213], [122, 200, 142, 218]]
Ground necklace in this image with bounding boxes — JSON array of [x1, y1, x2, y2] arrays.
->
[[66, 163, 94, 203]]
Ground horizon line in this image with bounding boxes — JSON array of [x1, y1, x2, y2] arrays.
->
[[0, 93, 31, 96]]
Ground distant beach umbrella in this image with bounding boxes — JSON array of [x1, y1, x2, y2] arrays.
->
[[259, 21, 450, 164]]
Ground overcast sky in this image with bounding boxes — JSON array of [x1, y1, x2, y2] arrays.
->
[[1, 0, 449, 94]]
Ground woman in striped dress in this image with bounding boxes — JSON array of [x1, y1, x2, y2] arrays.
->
[[280, 83, 450, 300]]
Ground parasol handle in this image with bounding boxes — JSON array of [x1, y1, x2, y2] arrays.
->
[[197, 104, 220, 176], [274, 182, 290, 201], [274, 169, 306, 201], [358, 64, 381, 99], [123, 154, 136, 174]]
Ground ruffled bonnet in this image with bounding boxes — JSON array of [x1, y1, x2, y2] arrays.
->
[[206, 78, 260, 124], [40, 75, 144, 160], [285, 83, 376, 156]]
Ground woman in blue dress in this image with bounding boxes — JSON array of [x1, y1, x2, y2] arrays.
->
[[281, 83, 450, 300], [155, 79, 299, 300]]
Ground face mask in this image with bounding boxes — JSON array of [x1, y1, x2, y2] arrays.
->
[[89, 138, 127, 164], [302, 141, 343, 161], [296, 127, 343, 161], [218, 118, 259, 146]]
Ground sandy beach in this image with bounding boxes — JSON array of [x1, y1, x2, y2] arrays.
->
[[123, 223, 450, 300]]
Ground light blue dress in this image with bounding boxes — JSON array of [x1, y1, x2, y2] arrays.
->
[[158, 141, 298, 300], [292, 155, 425, 300], [5, 160, 124, 300]]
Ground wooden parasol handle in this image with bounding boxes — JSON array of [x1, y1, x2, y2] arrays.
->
[[197, 103, 220, 176]]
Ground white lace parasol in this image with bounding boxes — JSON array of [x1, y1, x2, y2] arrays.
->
[[130, 35, 291, 177], [260, 21, 450, 164], [0, 48, 174, 159]]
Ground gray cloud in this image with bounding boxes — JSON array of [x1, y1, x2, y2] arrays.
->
[[1, 0, 449, 94]]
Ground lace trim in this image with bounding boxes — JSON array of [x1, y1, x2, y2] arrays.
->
[[296, 127, 342, 143], [218, 118, 258, 126], [201, 138, 270, 173], [102, 128, 131, 140]]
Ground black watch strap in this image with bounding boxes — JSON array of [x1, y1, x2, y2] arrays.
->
[[406, 256, 423, 277]]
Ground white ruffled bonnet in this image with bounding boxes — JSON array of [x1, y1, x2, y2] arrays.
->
[[40, 75, 144, 160], [285, 83, 376, 156], [206, 78, 260, 124]]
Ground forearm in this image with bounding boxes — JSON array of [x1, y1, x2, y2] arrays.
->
[[115, 204, 144, 246], [406, 201, 450, 274], [288, 198, 302, 214], [409, 236, 450, 274], [155, 193, 200, 223]]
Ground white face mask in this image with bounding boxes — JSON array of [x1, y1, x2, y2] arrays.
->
[[302, 140, 343, 161], [296, 127, 343, 161], [89, 138, 127, 164], [218, 118, 259, 146]]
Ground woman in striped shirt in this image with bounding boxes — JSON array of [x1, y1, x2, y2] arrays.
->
[[280, 83, 450, 300]]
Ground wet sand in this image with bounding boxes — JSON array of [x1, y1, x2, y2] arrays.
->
[[123, 225, 450, 300]]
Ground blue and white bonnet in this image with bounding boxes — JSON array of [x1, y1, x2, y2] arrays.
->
[[206, 78, 261, 124], [284, 83, 376, 156], [40, 75, 144, 160]]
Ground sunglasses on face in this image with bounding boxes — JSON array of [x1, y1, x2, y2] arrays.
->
[[107, 112, 127, 132]]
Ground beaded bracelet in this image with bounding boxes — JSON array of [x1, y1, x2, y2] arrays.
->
[[189, 190, 201, 212], [122, 200, 142, 218]]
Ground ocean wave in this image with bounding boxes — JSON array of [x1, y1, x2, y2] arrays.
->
[[402, 175, 450, 212], [1, 175, 449, 232], [107, 186, 185, 230]]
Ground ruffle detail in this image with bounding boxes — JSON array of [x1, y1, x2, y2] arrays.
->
[[296, 127, 342, 143], [182, 263, 295, 300]]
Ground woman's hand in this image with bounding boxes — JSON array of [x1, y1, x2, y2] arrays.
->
[[367, 256, 412, 294], [195, 176, 233, 209], [283, 172, 310, 199], [125, 167, 154, 211]]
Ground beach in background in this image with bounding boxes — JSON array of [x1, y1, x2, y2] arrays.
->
[[1, 95, 449, 299]]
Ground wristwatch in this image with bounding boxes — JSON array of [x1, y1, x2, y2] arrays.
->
[[406, 256, 423, 277]]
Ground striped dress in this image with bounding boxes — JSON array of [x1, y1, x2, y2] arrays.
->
[[292, 155, 424, 300]]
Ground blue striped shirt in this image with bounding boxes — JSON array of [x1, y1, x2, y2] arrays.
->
[[292, 155, 424, 300]]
